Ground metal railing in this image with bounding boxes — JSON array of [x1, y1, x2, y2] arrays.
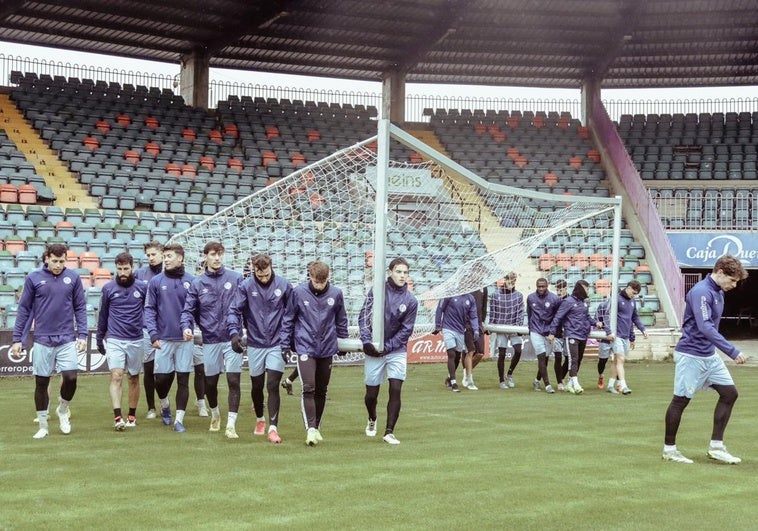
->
[[3, 54, 755, 124], [649, 189, 756, 232]]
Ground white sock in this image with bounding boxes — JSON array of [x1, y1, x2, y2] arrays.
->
[[37, 411, 49, 430], [269, 424, 278, 433], [159, 397, 170, 409], [618, 379, 626, 389], [450, 379, 457, 385], [608, 378, 616, 388], [256, 416, 265, 423], [570, 376, 579, 386], [227, 412, 238, 428], [58, 397, 70, 413], [664, 444, 677, 453], [175, 410, 185, 424], [196, 399, 206, 409], [710, 440, 724, 449], [211, 406, 220, 418]]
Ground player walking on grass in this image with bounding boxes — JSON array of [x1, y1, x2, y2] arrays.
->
[[144, 243, 194, 433], [280, 261, 349, 446], [359, 258, 418, 445], [434, 293, 479, 392], [181, 242, 242, 438], [548, 280, 602, 395], [462, 286, 487, 391], [134, 240, 163, 419], [524, 277, 560, 392], [228, 253, 292, 443], [97, 253, 147, 431], [596, 280, 647, 395], [11, 243, 87, 438], [489, 272, 525, 389], [662, 255, 748, 465]]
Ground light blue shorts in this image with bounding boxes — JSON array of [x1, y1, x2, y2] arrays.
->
[[442, 329, 466, 352], [612, 337, 631, 356], [154, 340, 194, 374], [529, 332, 552, 356], [552, 338, 563, 354], [247, 345, 285, 377], [106, 338, 144, 376], [142, 330, 155, 363], [32, 341, 79, 376], [364, 350, 407, 386], [597, 342, 613, 360], [193, 344, 203, 366], [203, 342, 242, 376], [496, 333, 523, 349], [673, 351, 735, 399]]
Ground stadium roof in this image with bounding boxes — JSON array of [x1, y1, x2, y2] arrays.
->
[[1, 0, 757, 89]]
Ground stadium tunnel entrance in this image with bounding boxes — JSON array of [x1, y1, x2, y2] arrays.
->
[[681, 268, 758, 340]]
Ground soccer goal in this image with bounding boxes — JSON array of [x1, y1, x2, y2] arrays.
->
[[169, 120, 623, 351]]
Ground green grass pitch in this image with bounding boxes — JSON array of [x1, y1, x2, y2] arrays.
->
[[1, 360, 757, 530]]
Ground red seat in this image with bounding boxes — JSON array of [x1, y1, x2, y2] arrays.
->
[[116, 114, 131, 126], [166, 163, 181, 176], [17, 184, 37, 204], [144, 116, 159, 129], [199, 156, 215, 170], [83, 136, 100, 150], [124, 150, 140, 164], [228, 159, 243, 172], [96, 120, 110, 134], [208, 130, 222, 144], [93, 268, 114, 288], [145, 142, 160, 156], [539, 253, 556, 271], [182, 128, 196, 141]]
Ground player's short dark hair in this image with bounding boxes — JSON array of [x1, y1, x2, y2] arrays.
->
[[388, 257, 409, 271], [555, 279, 567, 289], [115, 252, 133, 266], [714, 254, 748, 280], [310, 261, 329, 282], [203, 241, 224, 255], [536, 277, 548, 286], [504, 271, 517, 281], [626, 279, 642, 292], [45, 243, 67, 258], [251, 253, 272, 271], [144, 241, 163, 252], [163, 243, 184, 258]]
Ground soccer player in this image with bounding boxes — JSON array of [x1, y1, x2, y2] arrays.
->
[[359, 257, 418, 445], [144, 243, 194, 432], [228, 253, 291, 443], [551, 279, 568, 390], [181, 242, 242, 438], [97, 252, 147, 431], [520, 277, 560, 392], [548, 280, 602, 394], [434, 293, 479, 392], [134, 240, 163, 419], [662, 255, 748, 464], [280, 260, 349, 446], [597, 279, 648, 394], [489, 272, 525, 390], [462, 285, 487, 391], [11, 243, 87, 438]]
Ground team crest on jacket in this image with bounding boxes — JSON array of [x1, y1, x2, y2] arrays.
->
[[183, 282, 190, 289], [327, 297, 335, 306], [63, 277, 72, 284], [274, 288, 282, 297], [545, 302, 551, 307], [224, 282, 232, 290], [133, 291, 141, 298], [399, 304, 407, 312]]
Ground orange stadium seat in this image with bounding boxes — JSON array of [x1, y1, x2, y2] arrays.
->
[[182, 128, 196, 141], [572, 253, 590, 270], [555, 253, 572, 269], [262, 151, 277, 167], [595, 278, 611, 296], [265, 126, 280, 139], [306, 129, 320, 142], [124, 150, 140, 164], [96, 120, 110, 134], [577, 126, 590, 139], [569, 156, 583, 170], [224, 124, 238, 138], [290, 153, 306, 168], [116, 114, 131, 126], [589, 253, 606, 269], [92, 268, 114, 287], [3, 237, 25, 254], [539, 253, 556, 271], [83, 136, 100, 150], [79, 251, 101, 271], [145, 142, 160, 156], [587, 149, 601, 163], [65, 250, 79, 270], [181, 164, 196, 178], [17, 185, 37, 204], [543, 172, 558, 186], [144, 116, 159, 129], [208, 130, 222, 144], [199, 156, 214, 170], [166, 163, 181, 176], [228, 159, 243, 172]]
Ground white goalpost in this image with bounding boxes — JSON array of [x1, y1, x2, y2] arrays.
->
[[169, 120, 623, 354]]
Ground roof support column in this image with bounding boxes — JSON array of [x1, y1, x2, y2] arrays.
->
[[381, 70, 406, 124], [580, 77, 601, 125], [179, 49, 210, 110]]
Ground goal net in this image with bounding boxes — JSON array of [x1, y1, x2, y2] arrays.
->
[[169, 122, 622, 348]]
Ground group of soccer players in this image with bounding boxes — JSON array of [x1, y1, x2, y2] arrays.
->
[[11, 241, 418, 446], [10, 240, 749, 461]]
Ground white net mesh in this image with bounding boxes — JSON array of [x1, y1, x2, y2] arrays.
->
[[169, 133, 621, 341]]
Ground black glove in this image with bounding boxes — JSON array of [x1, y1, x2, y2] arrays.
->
[[96, 341, 105, 356], [230, 334, 244, 354], [282, 349, 292, 363], [480, 327, 489, 336], [363, 343, 381, 357], [432, 329, 440, 335], [337, 351, 347, 358]]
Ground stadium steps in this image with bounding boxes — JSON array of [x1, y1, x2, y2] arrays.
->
[[0, 94, 96, 210]]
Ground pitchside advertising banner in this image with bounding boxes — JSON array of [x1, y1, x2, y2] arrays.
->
[[668, 233, 758, 268]]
